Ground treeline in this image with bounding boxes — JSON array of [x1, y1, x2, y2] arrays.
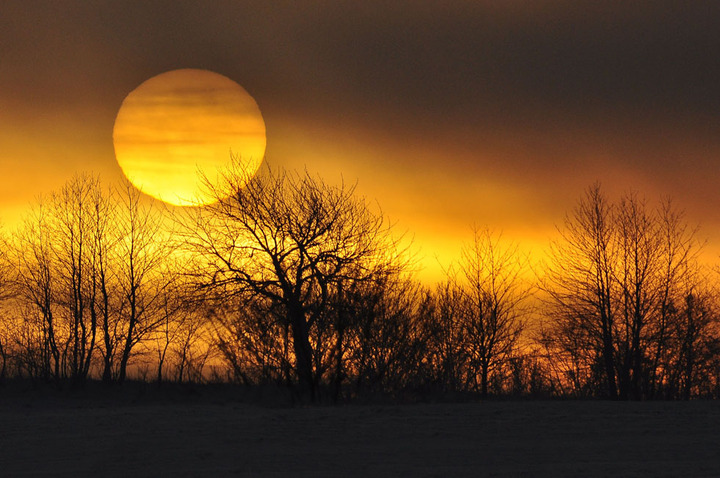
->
[[0, 163, 719, 402]]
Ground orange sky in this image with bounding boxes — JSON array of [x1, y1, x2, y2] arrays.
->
[[3, 1, 720, 282]]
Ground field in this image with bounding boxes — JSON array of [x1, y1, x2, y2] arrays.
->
[[1, 387, 719, 477]]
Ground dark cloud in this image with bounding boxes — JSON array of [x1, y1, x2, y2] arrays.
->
[[5, 1, 720, 119]]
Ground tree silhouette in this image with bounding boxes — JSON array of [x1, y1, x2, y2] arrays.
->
[[2, 176, 179, 385], [540, 184, 710, 399], [2, 169, 720, 401], [113, 182, 176, 384], [338, 272, 430, 398], [0, 233, 8, 382], [458, 229, 527, 397], [431, 229, 528, 398], [183, 160, 403, 401], [424, 280, 467, 392], [7, 175, 110, 383]]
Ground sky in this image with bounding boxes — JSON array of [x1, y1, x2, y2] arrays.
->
[[2, 1, 720, 281]]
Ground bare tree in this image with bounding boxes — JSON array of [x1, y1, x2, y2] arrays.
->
[[114, 182, 176, 384], [0, 229, 11, 381], [644, 200, 702, 398], [183, 160, 403, 401], [54, 176, 103, 382], [540, 184, 706, 400], [210, 294, 292, 386], [150, 279, 215, 385], [337, 272, 430, 398], [4, 176, 180, 386], [674, 290, 714, 399], [453, 229, 527, 398], [88, 182, 118, 384], [7, 175, 113, 383], [151, 274, 191, 385], [12, 203, 63, 380], [423, 280, 469, 393], [540, 185, 619, 398]]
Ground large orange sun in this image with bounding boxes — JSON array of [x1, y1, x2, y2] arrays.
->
[[112, 69, 266, 206]]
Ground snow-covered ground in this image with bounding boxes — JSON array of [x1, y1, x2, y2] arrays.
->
[[1, 397, 719, 477]]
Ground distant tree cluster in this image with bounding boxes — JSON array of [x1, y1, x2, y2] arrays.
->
[[0, 165, 719, 402], [539, 186, 719, 400], [0, 175, 207, 386]]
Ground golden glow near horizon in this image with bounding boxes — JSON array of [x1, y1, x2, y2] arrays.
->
[[112, 69, 266, 206]]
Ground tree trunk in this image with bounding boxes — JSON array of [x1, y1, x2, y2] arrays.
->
[[618, 351, 631, 401], [118, 338, 132, 384], [102, 359, 113, 383], [118, 318, 136, 384], [0, 339, 6, 383], [333, 326, 345, 403], [683, 346, 693, 401], [631, 328, 643, 400], [600, 320, 618, 400], [480, 362, 489, 399], [157, 339, 170, 385], [157, 358, 165, 385], [289, 308, 315, 402], [118, 289, 138, 384]]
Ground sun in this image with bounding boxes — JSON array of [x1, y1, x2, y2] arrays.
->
[[112, 69, 266, 206]]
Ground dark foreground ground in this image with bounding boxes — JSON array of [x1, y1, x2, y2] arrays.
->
[[1, 387, 719, 477]]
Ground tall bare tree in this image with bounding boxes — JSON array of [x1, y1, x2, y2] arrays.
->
[[9, 204, 57, 379], [450, 229, 527, 398], [7, 175, 113, 383], [151, 273, 194, 385], [114, 182, 176, 384], [5, 176, 179, 385], [183, 160, 403, 401], [424, 280, 468, 392], [54, 176, 100, 382], [0, 227, 11, 381], [541, 184, 706, 400]]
